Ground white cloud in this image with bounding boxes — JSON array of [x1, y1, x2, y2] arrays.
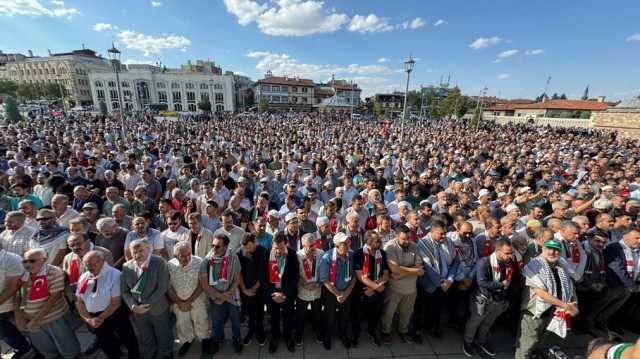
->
[[525, 49, 544, 55], [377, 57, 390, 63], [469, 36, 502, 50], [401, 17, 425, 30], [496, 73, 511, 80], [246, 51, 393, 80], [150, 1, 162, 7], [224, 0, 347, 37], [433, 19, 447, 26], [0, 0, 79, 18], [92, 22, 117, 32], [497, 49, 518, 59], [117, 30, 191, 56], [348, 14, 393, 33], [626, 33, 640, 42]]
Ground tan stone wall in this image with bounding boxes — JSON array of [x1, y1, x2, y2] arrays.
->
[[591, 112, 640, 139]]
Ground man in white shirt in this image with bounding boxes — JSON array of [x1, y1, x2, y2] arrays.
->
[[51, 194, 80, 229], [75, 251, 139, 358], [0, 211, 36, 257], [0, 247, 33, 357], [160, 212, 189, 259], [214, 210, 245, 253]]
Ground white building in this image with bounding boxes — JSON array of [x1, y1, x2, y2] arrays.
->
[[88, 63, 235, 113]]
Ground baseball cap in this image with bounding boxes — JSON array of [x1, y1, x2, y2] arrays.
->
[[543, 240, 562, 251], [526, 220, 543, 228], [267, 210, 280, 218], [82, 202, 98, 210], [333, 232, 348, 246], [478, 189, 490, 198], [316, 216, 329, 227], [285, 212, 297, 223]]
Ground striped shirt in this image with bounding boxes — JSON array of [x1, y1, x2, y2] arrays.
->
[[20, 265, 68, 325], [0, 225, 37, 257]]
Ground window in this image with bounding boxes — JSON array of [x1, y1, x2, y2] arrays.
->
[[123, 90, 132, 101], [302, 87, 309, 93], [281, 96, 289, 103], [111, 102, 119, 109], [302, 97, 308, 103], [95, 81, 103, 87], [262, 85, 271, 92], [215, 104, 224, 112], [215, 93, 223, 103], [188, 103, 197, 112], [51, 68, 56, 75], [174, 103, 182, 111], [109, 90, 118, 100], [158, 91, 167, 103], [272, 96, 280, 103], [185, 82, 194, 89], [291, 86, 298, 93], [272, 86, 280, 92], [199, 83, 208, 90], [292, 96, 297, 103], [121, 81, 130, 88], [172, 91, 182, 103], [200, 93, 209, 102], [214, 83, 223, 90], [171, 82, 180, 89], [108, 81, 116, 87], [281, 86, 288, 92], [186, 91, 196, 102]]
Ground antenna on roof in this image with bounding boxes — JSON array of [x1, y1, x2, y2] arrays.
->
[[544, 75, 552, 97]]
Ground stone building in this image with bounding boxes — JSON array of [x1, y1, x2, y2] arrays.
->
[[592, 96, 640, 138]]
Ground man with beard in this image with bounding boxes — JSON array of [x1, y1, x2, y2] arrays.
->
[[29, 209, 69, 266], [448, 221, 478, 331], [295, 233, 324, 345], [238, 233, 267, 346]]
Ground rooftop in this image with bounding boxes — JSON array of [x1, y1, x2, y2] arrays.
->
[[257, 75, 314, 86], [510, 99, 611, 111]]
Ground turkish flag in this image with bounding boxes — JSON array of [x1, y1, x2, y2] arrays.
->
[[28, 275, 49, 301]]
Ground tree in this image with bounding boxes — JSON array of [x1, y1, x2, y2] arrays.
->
[[0, 80, 18, 97], [4, 96, 21, 123], [258, 99, 269, 113], [581, 85, 589, 101], [560, 93, 567, 100], [535, 93, 546, 102], [579, 111, 591, 119], [17, 83, 37, 101], [551, 93, 560, 100], [98, 100, 108, 116], [198, 98, 212, 113], [374, 102, 385, 117], [42, 82, 67, 100]]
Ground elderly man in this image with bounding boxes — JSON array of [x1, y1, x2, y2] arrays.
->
[[30, 209, 69, 266], [314, 216, 333, 251], [96, 218, 128, 269], [213, 209, 245, 253], [0, 243, 34, 358], [179, 212, 213, 259], [279, 212, 302, 251], [515, 239, 578, 359], [51, 194, 80, 229], [14, 248, 81, 359], [0, 211, 36, 256], [168, 242, 209, 357], [200, 233, 243, 355], [102, 186, 130, 218], [295, 233, 324, 345], [463, 239, 521, 358], [75, 251, 139, 359], [353, 230, 389, 347], [112, 203, 133, 230], [260, 233, 299, 353], [555, 221, 586, 282], [238, 233, 267, 346], [72, 185, 102, 212], [124, 216, 165, 260], [448, 221, 478, 331], [121, 239, 173, 359], [342, 211, 364, 250], [63, 233, 113, 298], [17, 200, 38, 229]]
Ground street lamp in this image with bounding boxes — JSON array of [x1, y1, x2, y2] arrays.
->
[[107, 42, 125, 138], [400, 55, 415, 143]]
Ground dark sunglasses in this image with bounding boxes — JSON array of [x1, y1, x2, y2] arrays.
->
[[22, 259, 39, 264], [36, 217, 53, 221]]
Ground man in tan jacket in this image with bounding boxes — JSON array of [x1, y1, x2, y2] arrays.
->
[[179, 213, 214, 258]]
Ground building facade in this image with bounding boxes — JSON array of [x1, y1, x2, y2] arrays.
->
[[255, 72, 316, 111], [0, 50, 27, 79], [88, 64, 235, 113], [5, 49, 110, 106]]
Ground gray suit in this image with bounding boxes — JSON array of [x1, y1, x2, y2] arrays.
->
[[121, 255, 173, 358]]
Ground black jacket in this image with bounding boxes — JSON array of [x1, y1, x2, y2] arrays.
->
[[259, 247, 300, 300], [475, 255, 521, 302]]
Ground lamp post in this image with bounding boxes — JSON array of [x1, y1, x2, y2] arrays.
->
[[107, 43, 125, 138], [400, 55, 415, 143], [56, 76, 67, 114]]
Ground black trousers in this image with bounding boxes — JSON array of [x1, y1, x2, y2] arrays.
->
[[0, 312, 30, 353], [352, 290, 384, 339], [266, 296, 294, 341], [241, 290, 265, 337], [413, 288, 447, 332], [90, 306, 139, 359], [295, 297, 323, 339], [322, 287, 352, 343], [447, 285, 472, 326]]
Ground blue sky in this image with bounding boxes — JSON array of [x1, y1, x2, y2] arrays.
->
[[1, 0, 640, 99]]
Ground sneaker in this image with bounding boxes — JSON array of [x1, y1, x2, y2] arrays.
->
[[256, 333, 266, 346], [322, 340, 331, 351], [351, 337, 359, 348], [399, 333, 413, 344], [178, 341, 192, 357], [476, 342, 496, 357], [368, 332, 381, 347], [295, 334, 303, 346], [286, 340, 295, 352], [462, 341, 474, 357], [315, 335, 323, 344], [268, 339, 278, 354], [11, 348, 34, 359], [233, 339, 243, 354], [243, 332, 253, 346], [83, 339, 101, 355], [380, 332, 391, 345]]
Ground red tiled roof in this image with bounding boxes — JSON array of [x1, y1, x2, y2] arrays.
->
[[257, 76, 314, 86], [513, 100, 611, 111]]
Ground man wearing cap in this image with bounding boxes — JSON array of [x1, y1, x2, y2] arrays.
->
[[513, 220, 543, 247], [318, 232, 355, 349], [279, 212, 302, 251], [314, 216, 334, 251], [554, 221, 586, 282], [515, 239, 578, 359], [295, 233, 324, 345], [418, 200, 433, 231], [380, 225, 423, 344]]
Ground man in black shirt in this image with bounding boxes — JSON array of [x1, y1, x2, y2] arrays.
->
[[353, 230, 389, 347], [237, 233, 266, 346]]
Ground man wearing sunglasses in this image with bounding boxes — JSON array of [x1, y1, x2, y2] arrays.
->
[[30, 209, 69, 266]]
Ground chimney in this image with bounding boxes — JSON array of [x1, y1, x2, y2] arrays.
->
[[28, 50, 33, 57], [597, 96, 606, 103]]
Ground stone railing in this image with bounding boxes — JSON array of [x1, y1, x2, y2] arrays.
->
[[482, 115, 592, 128]]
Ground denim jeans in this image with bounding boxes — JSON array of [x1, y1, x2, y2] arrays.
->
[[0, 312, 30, 352], [210, 299, 241, 343], [28, 313, 81, 359]]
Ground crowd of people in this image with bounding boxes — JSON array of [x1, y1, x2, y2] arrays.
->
[[0, 111, 638, 359]]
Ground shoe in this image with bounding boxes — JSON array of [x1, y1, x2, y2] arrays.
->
[[243, 331, 253, 346], [323, 340, 331, 351], [430, 327, 443, 339], [315, 335, 323, 344], [233, 339, 243, 354], [268, 339, 278, 354], [257, 333, 266, 346], [83, 339, 101, 355], [368, 332, 381, 347], [399, 333, 413, 344], [286, 340, 295, 352], [411, 332, 423, 344], [341, 338, 351, 349], [380, 332, 391, 345], [462, 341, 475, 357], [351, 337, 359, 348], [210, 342, 220, 356], [476, 342, 496, 357], [295, 334, 303, 346], [178, 341, 192, 357], [11, 348, 34, 359]]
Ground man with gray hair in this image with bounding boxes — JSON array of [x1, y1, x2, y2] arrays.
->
[[96, 217, 128, 268], [121, 239, 173, 359], [0, 211, 36, 256], [167, 241, 209, 357], [554, 221, 586, 281], [51, 194, 79, 229]]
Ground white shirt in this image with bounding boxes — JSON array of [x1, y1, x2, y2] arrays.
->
[[0, 225, 37, 257], [167, 256, 204, 301], [57, 207, 80, 229], [161, 226, 188, 259], [214, 225, 245, 253], [0, 250, 24, 313], [75, 264, 121, 313]]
